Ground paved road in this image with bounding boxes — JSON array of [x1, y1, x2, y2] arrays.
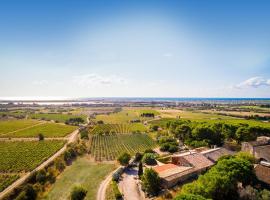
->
[[0, 129, 79, 200], [119, 168, 145, 200]]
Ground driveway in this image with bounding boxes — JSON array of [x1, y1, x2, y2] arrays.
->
[[118, 168, 145, 200]]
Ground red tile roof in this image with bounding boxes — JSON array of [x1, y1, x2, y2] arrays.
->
[[153, 164, 179, 173], [255, 164, 270, 185]]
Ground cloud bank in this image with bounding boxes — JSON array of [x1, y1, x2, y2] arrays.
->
[[235, 77, 270, 89], [73, 73, 126, 88]]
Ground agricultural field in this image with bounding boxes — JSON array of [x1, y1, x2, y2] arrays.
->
[[0, 140, 65, 172], [0, 174, 19, 192], [90, 123, 147, 134], [44, 157, 115, 200], [158, 109, 236, 120], [0, 122, 77, 138], [149, 116, 270, 129], [95, 108, 159, 124], [90, 133, 156, 161], [0, 119, 41, 135], [29, 113, 87, 123]]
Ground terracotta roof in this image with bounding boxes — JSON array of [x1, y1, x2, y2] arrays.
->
[[153, 164, 179, 173], [153, 164, 192, 179], [255, 164, 270, 185]]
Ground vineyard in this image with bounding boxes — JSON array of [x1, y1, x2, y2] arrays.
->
[[90, 123, 146, 134], [94, 108, 160, 124], [89, 134, 156, 161], [0, 174, 19, 192], [0, 119, 41, 135], [0, 123, 77, 138], [0, 141, 65, 172]]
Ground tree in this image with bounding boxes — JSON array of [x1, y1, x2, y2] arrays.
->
[[80, 130, 89, 140], [175, 124, 191, 142], [174, 194, 210, 200], [70, 186, 87, 200], [151, 125, 159, 132], [134, 152, 143, 162], [117, 152, 131, 166], [141, 168, 161, 196], [138, 161, 143, 178], [142, 153, 157, 165], [38, 133, 44, 141], [180, 153, 255, 200], [236, 127, 256, 143], [36, 169, 47, 184], [15, 184, 37, 200], [54, 157, 65, 172], [65, 117, 85, 125]]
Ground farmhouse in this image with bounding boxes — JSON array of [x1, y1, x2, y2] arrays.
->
[[153, 152, 214, 188], [201, 147, 235, 162], [241, 136, 270, 162]]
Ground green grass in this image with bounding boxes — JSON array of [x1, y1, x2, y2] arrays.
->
[[0, 174, 20, 192], [150, 117, 270, 129], [29, 113, 87, 123], [44, 157, 115, 200], [90, 133, 156, 161], [95, 110, 139, 124], [95, 108, 159, 124], [138, 109, 160, 115], [90, 123, 146, 134], [0, 119, 41, 135], [0, 123, 77, 138], [0, 141, 65, 172]]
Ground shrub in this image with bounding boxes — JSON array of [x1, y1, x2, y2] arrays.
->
[[80, 130, 89, 140], [141, 168, 161, 196], [15, 184, 37, 200], [54, 157, 66, 172], [134, 152, 143, 162], [117, 152, 131, 166], [36, 169, 47, 184], [112, 181, 122, 199], [70, 186, 87, 200], [142, 153, 157, 166], [174, 194, 210, 200], [38, 133, 44, 141]]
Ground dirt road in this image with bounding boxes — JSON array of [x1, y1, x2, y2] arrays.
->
[[119, 168, 145, 200], [96, 167, 120, 200]]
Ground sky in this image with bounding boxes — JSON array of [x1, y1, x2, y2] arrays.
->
[[0, 0, 270, 99]]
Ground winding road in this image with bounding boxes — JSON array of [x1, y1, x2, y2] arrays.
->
[[96, 167, 121, 200]]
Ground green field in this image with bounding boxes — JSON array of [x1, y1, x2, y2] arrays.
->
[[90, 123, 146, 134], [150, 117, 270, 129], [30, 113, 87, 123], [0, 123, 77, 138], [0, 141, 65, 172], [0, 119, 41, 135], [0, 174, 19, 192], [44, 157, 115, 200], [95, 108, 159, 124], [90, 133, 156, 161]]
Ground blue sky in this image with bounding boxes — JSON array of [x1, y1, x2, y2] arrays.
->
[[1, 0, 270, 99]]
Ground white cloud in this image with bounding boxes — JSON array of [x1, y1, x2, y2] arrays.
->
[[235, 77, 270, 89], [73, 73, 127, 88]]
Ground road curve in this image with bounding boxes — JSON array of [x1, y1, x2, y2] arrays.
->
[[96, 167, 120, 200]]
